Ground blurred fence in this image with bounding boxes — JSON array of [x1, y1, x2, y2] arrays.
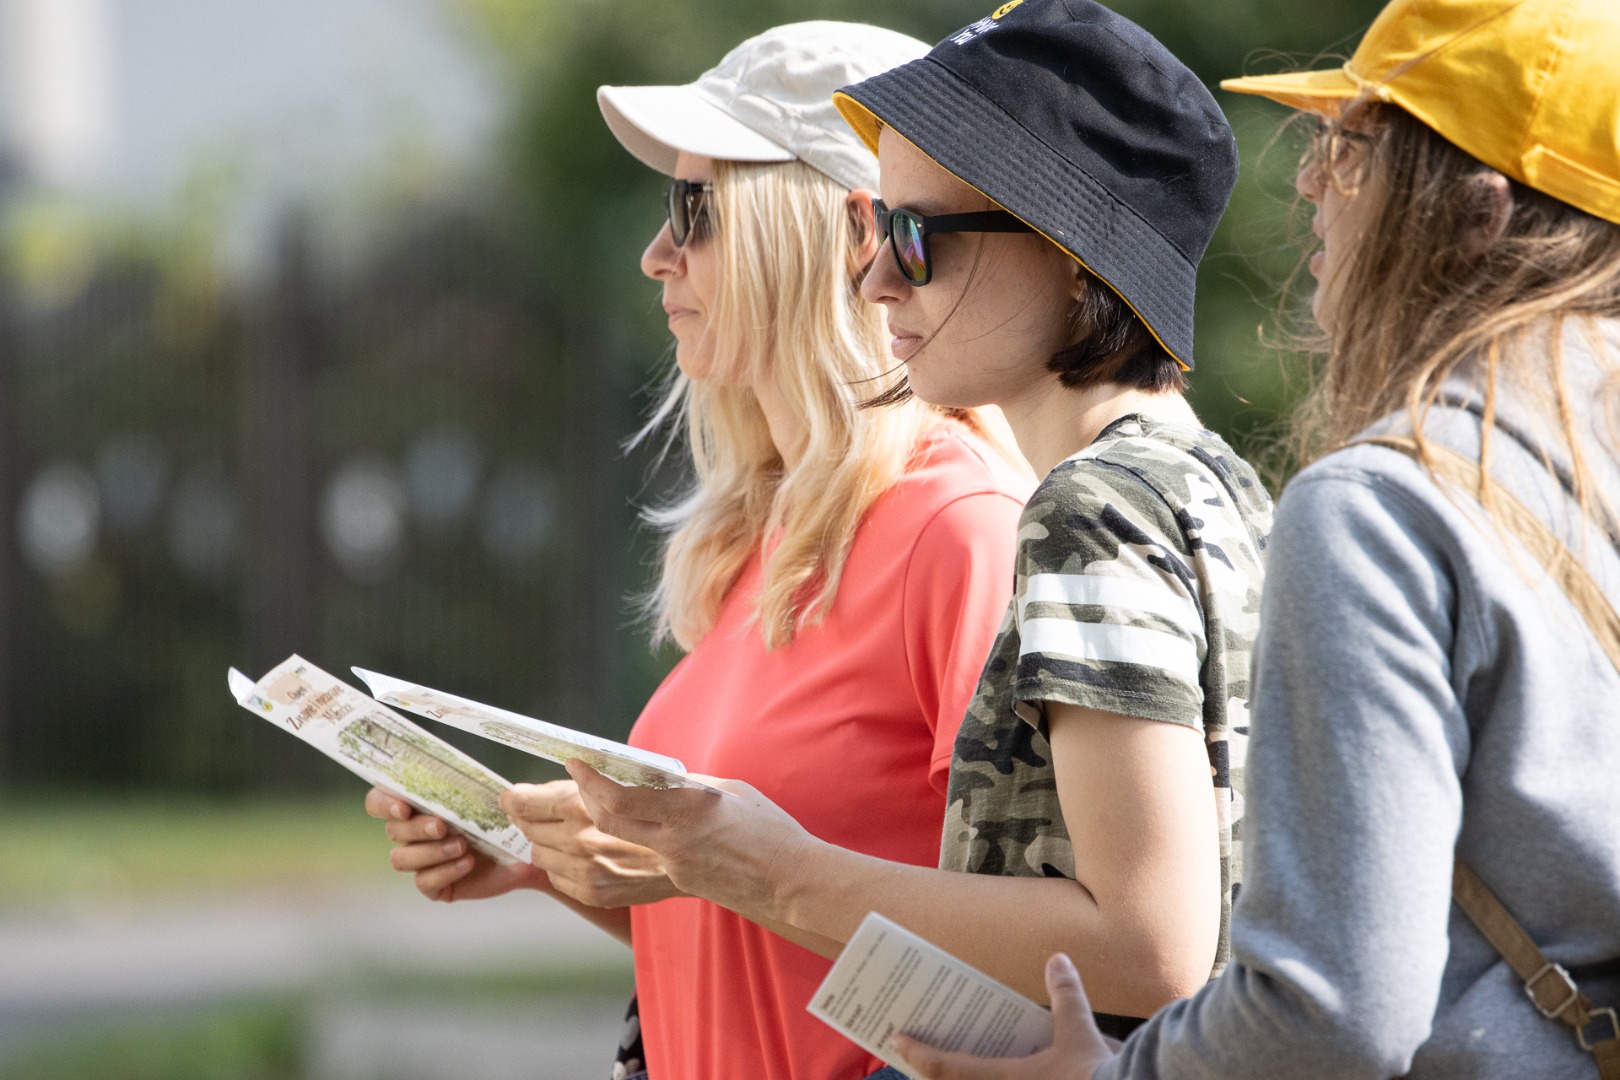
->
[[0, 197, 674, 794]]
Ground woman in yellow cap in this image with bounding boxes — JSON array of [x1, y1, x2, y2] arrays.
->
[[893, 1, 1620, 1078]]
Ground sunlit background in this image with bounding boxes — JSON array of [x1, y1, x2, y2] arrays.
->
[[0, 0, 1383, 1076]]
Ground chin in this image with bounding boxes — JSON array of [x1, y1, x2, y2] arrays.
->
[[899, 359, 984, 409], [674, 345, 713, 382], [1309, 294, 1336, 336], [678, 348, 753, 388], [904, 375, 990, 411]]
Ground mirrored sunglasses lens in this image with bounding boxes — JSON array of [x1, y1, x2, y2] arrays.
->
[[895, 216, 927, 284], [686, 197, 710, 244]]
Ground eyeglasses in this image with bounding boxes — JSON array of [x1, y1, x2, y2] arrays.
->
[[1308, 119, 1375, 185], [663, 178, 715, 247], [872, 199, 1037, 286]]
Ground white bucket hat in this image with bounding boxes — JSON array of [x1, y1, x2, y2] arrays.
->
[[597, 21, 928, 192]]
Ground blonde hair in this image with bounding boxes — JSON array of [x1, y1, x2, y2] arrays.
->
[[1289, 105, 1620, 534], [640, 158, 952, 651]]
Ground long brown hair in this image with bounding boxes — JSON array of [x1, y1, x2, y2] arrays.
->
[[1291, 104, 1620, 529]]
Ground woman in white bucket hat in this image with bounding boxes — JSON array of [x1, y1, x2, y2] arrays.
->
[[367, 22, 1032, 1080]]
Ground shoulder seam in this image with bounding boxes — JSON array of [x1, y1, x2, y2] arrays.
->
[[1284, 462, 1489, 669]]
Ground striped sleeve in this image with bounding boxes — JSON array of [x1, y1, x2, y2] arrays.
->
[[1010, 468, 1208, 730]]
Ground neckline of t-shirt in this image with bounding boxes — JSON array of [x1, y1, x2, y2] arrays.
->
[[1085, 412, 1207, 453]]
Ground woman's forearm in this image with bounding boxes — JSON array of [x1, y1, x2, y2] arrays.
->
[[540, 870, 843, 955], [766, 839, 1204, 1017], [567, 763, 1211, 1014], [751, 913, 847, 958], [534, 879, 635, 947]]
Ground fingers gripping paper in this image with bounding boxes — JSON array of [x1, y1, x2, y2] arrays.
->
[[809, 913, 1054, 1079]]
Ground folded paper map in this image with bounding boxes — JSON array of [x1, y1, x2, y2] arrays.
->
[[229, 654, 721, 865], [228, 656, 532, 864]]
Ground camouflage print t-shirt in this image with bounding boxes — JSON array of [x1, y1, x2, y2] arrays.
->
[[941, 415, 1273, 979]]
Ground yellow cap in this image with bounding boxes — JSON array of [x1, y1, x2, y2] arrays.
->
[[1220, 0, 1620, 226]]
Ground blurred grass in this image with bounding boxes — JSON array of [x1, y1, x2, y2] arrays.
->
[[0, 999, 305, 1080], [0, 967, 636, 1080], [0, 794, 394, 908]]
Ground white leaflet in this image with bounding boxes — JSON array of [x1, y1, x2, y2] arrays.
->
[[809, 913, 1053, 1079], [352, 666, 723, 793]]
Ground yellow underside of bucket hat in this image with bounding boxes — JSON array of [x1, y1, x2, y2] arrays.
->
[[833, 91, 884, 156]]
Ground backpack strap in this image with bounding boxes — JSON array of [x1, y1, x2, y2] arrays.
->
[[1353, 433, 1620, 1078], [1453, 860, 1620, 1078]]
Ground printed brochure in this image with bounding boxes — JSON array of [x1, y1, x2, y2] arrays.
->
[[809, 912, 1054, 1079], [351, 666, 719, 792]]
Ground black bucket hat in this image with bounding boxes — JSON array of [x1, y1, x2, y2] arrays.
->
[[834, 0, 1237, 370]]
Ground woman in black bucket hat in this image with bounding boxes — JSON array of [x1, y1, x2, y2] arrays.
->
[[563, 0, 1273, 1061]]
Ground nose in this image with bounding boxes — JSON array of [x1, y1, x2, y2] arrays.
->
[[1296, 157, 1326, 204], [859, 237, 906, 307], [641, 221, 682, 281]]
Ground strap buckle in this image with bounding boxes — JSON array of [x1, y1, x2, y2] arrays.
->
[[1579, 1007, 1619, 1052], [1525, 962, 1580, 1020]]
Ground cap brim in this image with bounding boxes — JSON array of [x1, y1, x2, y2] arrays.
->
[[1219, 68, 1363, 115], [597, 84, 795, 175]]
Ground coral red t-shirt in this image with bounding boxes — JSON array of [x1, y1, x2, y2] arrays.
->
[[627, 425, 1030, 1080]]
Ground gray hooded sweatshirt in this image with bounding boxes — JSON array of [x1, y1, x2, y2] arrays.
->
[[1100, 320, 1620, 1079]]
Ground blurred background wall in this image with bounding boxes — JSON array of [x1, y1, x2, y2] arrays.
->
[[0, 0, 1386, 1075]]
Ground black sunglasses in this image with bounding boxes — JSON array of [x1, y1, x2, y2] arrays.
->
[[663, 178, 715, 247], [872, 199, 1037, 286]]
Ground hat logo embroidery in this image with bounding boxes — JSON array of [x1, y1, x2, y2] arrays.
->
[[951, 0, 1023, 46]]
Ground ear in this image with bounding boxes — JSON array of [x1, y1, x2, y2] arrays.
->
[[1457, 170, 1513, 260], [845, 189, 882, 272], [1068, 260, 1088, 303]]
